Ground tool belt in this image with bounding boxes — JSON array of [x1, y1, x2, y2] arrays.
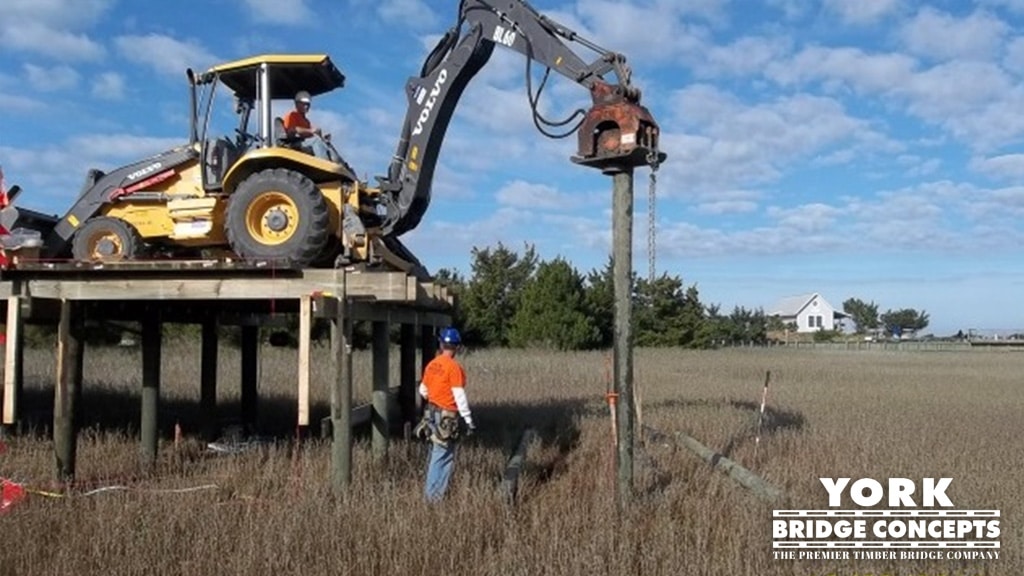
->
[[414, 404, 461, 446]]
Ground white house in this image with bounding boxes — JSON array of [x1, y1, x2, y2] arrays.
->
[[768, 293, 848, 333]]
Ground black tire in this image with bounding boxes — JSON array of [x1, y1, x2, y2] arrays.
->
[[71, 216, 144, 262], [311, 234, 344, 268], [225, 168, 329, 267]]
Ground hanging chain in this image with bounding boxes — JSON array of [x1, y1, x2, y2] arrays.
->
[[646, 151, 660, 283]]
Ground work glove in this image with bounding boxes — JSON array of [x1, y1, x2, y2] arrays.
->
[[464, 423, 477, 437]]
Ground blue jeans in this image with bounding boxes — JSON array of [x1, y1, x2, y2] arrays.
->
[[305, 135, 330, 161], [424, 410, 458, 502]]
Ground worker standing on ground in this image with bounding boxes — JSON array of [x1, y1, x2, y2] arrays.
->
[[282, 90, 331, 160], [416, 327, 476, 502]]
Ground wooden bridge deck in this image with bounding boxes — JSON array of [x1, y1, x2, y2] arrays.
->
[[0, 261, 453, 491]]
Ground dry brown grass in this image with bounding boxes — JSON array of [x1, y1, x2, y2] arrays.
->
[[1, 343, 1021, 576]]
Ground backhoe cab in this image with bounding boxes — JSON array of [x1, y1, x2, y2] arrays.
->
[[1, 54, 388, 270]]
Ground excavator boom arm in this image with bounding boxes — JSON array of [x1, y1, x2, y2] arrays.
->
[[377, 0, 662, 240]]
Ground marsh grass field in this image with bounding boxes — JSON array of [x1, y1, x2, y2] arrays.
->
[[0, 341, 1021, 576]]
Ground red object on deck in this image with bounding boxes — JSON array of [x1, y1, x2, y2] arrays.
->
[[1, 478, 27, 514], [0, 165, 10, 269]]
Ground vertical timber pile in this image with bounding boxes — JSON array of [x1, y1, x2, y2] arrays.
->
[[240, 324, 259, 430], [54, 299, 83, 482], [141, 313, 161, 470], [200, 319, 218, 441], [331, 295, 353, 492], [420, 326, 437, 391], [371, 320, 390, 461], [612, 169, 635, 508], [399, 323, 417, 435], [297, 295, 312, 435], [3, 296, 25, 437]]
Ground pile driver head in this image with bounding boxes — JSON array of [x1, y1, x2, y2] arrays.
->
[[571, 81, 666, 174]]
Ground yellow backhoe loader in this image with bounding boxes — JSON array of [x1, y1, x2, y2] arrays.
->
[[0, 0, 664, 279]]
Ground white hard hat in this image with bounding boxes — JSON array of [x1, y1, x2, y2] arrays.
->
[[295, 90, 311, 103]]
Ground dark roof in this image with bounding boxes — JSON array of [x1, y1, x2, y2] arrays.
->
[[200, 54, 345, 100]]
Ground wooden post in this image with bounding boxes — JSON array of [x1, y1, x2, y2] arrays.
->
[[419, 324, 437, 401], [54, 299, 83, 483], [3, 296, 24, 432], [240, 324, 258, 432], [399, 323, 417, 430], [140, 313, 161, 470], [297, 295, 312, 431], [200, 319, 218, 441], [371, 320, 390, 461], [612, 168, 635, 508], [331, 296, 353, 492]]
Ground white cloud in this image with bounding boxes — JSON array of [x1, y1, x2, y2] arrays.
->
[[572, 0, 710, 65], [895, 61, 1019, 149], [494, 180, 591, 210], [766, 203, 842, 233], [824, 0, 903, 24], [24, 64, 79, 92], [242, 0, 313, 25], [414, 207, 533, 248], [652, 180, 992, 259], [4, 0, 113, 29], [114, 34, 219, 77], [693, 200, 759, 215], [977, 0, 1024, 14], [899, 7, 1009, 61], [663, 85, 889, 198], [1002, 37, 1024, 75], [0, 92, 44, 113], [0, 134, 184, 208], [0, 22, 105, 61], [65, 135, 184, 161], [376, 0, 439, 29], [766, 0, 809, 21], [92, 72, 126, 100], [761, 42, 1024, 150], [765, 46, 919, 94], [0, 0, 111, 60], [697, 36, 794, 78], [970, 153, 1024, 180]]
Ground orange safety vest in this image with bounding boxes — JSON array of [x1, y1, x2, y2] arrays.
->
[[282, 110, 310, 133], [421, 355, 466, 412]]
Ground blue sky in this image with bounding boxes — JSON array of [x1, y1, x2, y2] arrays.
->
[[2, 0, 1024, 335]]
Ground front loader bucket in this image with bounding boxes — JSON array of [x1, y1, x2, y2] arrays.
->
[[0, 187, 59, 263]]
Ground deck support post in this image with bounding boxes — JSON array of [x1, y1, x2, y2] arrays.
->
[[140, 313, 161, 470]]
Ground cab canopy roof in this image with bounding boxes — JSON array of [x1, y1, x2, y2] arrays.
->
[[199, 54, 345, 100]]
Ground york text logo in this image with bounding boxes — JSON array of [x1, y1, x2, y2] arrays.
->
[[772, 477, 1001, 562], [820, 477, 953, 507]]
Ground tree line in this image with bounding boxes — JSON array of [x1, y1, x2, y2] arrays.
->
[[841, 298, 930, 337], [437, 243, 935, 349], [435, 243, 772, 350]]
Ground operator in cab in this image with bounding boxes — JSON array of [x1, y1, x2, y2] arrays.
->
[[283, 91, 331, 160]]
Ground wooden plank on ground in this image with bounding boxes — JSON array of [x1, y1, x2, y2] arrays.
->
[[501, 428, 537, 506]]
